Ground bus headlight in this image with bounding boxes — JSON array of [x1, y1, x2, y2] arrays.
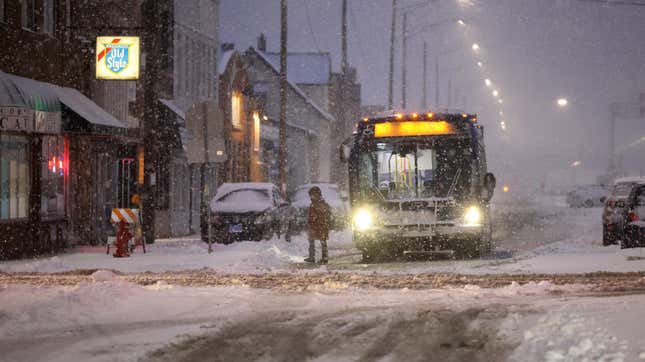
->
[[353, 208, 374, 231], [463, 206, 482, 226]]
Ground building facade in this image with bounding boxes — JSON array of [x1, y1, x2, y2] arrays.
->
[[0, 0, 129, 259], [142, 0, 222, 238], [243, 46, 334, 193]]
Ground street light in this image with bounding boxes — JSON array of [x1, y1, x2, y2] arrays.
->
[[472, 43, 480, 51], [557, 98, 568, 107], [457, 19, 466, 26], [477, 61, 483, 68], [500, 121, 507, 131], [498, 98, 504, 104], [484, 78, 492, 87], [492, 90, 499, 97]]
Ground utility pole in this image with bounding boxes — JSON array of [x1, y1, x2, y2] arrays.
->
[[388, 0, 397, 109], [422, 41, 427, 109], [341, 0, 348, 72], [447, 77, 452, 107], [401, 12, 407, 110], [141, 0, 159, 244], [279, 0, 288, 194], [434, 54, 440, 106], [609, 103, 617, 176]]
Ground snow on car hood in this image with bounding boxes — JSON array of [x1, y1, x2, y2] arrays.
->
[[211, 186, 273, 214]]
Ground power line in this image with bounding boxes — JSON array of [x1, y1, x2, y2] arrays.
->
[[577, 0, 645, 6]]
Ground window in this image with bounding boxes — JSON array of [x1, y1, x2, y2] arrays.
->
[[1, 0, 6, 22], [231, 92, 242, 129], [43, 0, 55, 34], [252, 112, 261, 151], [1, 135, 30, 220], [21, 0, 36, 31], [41, 136, 66, 219]]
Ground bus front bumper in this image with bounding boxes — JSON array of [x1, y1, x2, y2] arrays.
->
[[354, 223, 485, 251]]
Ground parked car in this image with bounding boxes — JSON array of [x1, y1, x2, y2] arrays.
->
[[203, 183, 292, 244], [621, 183, 645, 249], [602, 177, 645, 246], [566, 185, 608, 208], [291, 183, 349, 233]]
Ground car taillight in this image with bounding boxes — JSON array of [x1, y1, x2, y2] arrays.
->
[[629, 212, 640, 222]]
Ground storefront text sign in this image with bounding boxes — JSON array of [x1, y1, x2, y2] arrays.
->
[[34, 110, 62, 133], [96, 36, 140, 80], [0, 107, 34, 132]]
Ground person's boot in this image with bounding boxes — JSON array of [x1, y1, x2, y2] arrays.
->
[[304, 257, 315, 263], [320, 240, 329, 264]]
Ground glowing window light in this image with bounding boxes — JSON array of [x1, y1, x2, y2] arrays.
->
[[231, 92, 243, 129], [252, 112, 261, 151]]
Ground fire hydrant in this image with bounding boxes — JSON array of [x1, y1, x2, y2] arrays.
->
[[114, 220, 132, 258]]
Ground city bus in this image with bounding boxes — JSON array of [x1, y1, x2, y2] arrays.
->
[[343, 111, 496, 261]]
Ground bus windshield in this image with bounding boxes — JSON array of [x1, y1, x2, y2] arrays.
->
[[356, 139, 473, 201]]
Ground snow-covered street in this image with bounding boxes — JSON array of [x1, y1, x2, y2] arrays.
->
[[2, 196, 645, 276], [2, 196, 645, 361]]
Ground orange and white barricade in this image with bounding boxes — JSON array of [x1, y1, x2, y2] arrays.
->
[[108, 208, 145, 256]]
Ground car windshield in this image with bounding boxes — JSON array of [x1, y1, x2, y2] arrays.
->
[[356, 139, 472, 201]]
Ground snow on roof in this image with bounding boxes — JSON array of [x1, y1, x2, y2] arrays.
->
[[263, 52, 331, 85], [159, 99, 186, 120], [614, 177, 645, 185], [55, 86, 126, 129], [250, 48, 334, 122], [218, 49, 235, 75]]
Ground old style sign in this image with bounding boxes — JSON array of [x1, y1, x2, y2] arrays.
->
[[96, 36, 140, 80]]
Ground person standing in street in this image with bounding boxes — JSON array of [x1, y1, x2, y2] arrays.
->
[[305, 186, 331, 264]]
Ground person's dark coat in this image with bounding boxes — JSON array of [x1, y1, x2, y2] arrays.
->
[[308, 194, 331, 241]]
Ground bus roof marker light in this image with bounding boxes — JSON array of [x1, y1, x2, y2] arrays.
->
[[427, 112, 434, 119], [412, 113, 419, 119], [395, 113, 403, 120]]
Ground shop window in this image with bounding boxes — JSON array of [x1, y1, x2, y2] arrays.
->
[[0, 135, 30, 220], [41, 136, 66, 219], [21, 0, 36, 31], [231, 92, 242, 129]]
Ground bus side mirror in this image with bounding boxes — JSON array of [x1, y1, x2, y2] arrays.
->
[[483, 172, 496, 202]]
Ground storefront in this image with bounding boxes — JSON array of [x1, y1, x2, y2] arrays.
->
[[0, 70, 127, 260]]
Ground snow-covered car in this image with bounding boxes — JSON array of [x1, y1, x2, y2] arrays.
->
[[203, 183, 292, 244], [621, 183, 645, 249], [565, 185, 608, 208], [290, 183, 349, 232], [602, 177, 645, 246]]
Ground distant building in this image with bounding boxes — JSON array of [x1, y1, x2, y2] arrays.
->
[[243, 45, 334, 193], [142, 0, 223, 238], [361, 105, 387, 118]]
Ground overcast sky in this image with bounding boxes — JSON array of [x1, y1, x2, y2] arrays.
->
[[220, 0, 645, 187]]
